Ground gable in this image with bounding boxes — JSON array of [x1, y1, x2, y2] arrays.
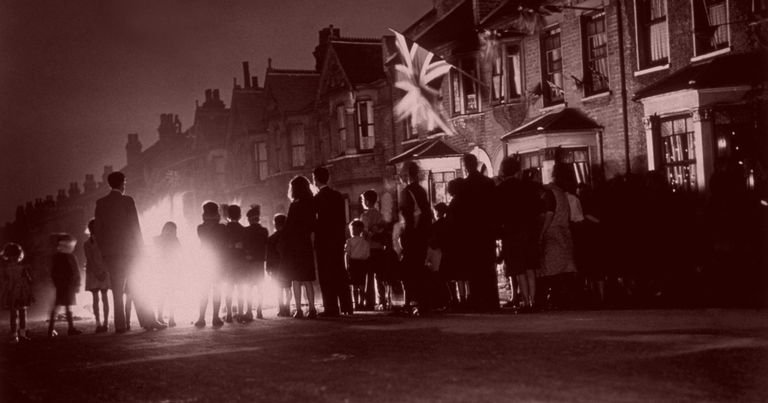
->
[[318, 46, 351, 97]]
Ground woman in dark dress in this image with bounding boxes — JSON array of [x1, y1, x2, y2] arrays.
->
[[277, 176, 318, 318]]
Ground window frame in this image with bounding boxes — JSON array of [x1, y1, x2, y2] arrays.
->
[[541, 26, 564, 107], [336, 104, 347, 154], [691, 0, 730, 56], [355, 100, 375, 150], [636, 0, 670, 69], [658, 115, 698, 192], [492, 42, 524, 105], [254, 141, 268, 181], [289, 123, 306, 168], [450, 56, 480, 115], [582, 12, 610, 97]]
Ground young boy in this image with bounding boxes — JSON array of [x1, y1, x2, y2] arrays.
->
[[266, 214, 292, 317], [345, 220, 370, 310], [48, 233, 83, 337], [242, 205, 269, 321], [196, 201, 228, 327]]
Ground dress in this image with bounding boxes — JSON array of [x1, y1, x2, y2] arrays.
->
[[277, 199, 316, 282], [0, 261, 34, 309], [51, 252, 81, 306], [540, 184, 577, 277], [83, 237, 111, 291]]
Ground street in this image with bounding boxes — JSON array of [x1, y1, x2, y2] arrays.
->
[[1, 308, 767, 402]]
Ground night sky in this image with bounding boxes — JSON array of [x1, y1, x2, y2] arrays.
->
[[0, 0, 432, 224]]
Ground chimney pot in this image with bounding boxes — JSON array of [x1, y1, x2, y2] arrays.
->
[[213, 89, 220, 101], [242, 62, 251, 88], [252, 76, 259, 88], [205, 89, 212, 101]]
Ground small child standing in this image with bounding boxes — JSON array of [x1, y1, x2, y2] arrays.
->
[[1, 243, 35, 343], [345, 220, 370, 310], [83, 219, 110, 333], [266, 214, 292, 317], [48, 233, 83, 337]]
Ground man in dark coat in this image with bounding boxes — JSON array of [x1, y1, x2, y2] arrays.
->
[[398, 161, 434, 314], [94, 172, 165, 333], [313, 166, 353, 316], [462, 154, 499, 311]]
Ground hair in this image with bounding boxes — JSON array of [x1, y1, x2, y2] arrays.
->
[[273, 214, 287, 230], [202, 201, 220, 219], [161, 221, 177, 235], [87, 218, 95, 235], [227, 205, 242, 221], [1, 243, 24, 261], [289, 175, 313, 202], [433, 202, 448, 218], [462, 153, 479, 172], [313, 166, 330, 185], [246, 204, 261, 219], [500, 156, 521, 178], [361, 190, 378, 207], [349, 219, 365, 236], [551, 163, 576, 193], [107, 171, 126, 189], [401, 161, 420, 181]]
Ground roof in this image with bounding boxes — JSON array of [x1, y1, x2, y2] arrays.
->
[[330, 40, 385, 86], [501, 108, 602, 140], [388, 138, 464, 165], [412, 0, 476, 49], [229, 87, 266, 135], [633, 52, 767, 101], [263, 69, 320, 113]]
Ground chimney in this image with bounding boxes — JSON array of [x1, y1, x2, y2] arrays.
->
[[101, 165, 113, 187], [126, 133, 143, 165], [213, 89, 220, 101], [205, 89, 212, 102], [242, 62, 251, 88], [84, 174, 96, 193], [314, 25, 340, 72], [69, 182, 81, 198], [252, 76, 259, 88], [57, 189, 67, 202]]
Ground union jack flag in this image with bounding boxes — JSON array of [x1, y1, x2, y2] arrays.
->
[[390, 29, 454, 135]]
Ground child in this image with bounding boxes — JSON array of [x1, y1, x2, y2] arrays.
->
[[345, 220, 370, 310], [153, 221, 181, 327], [359, 190, 385, 309], [84, 219, 110, 333], [195, 201, 228, 327], [242, 205, 269, 321], [370, 223, 393, 309], [49, 233, 83, 337], [266, 214, 292, 317], [1, 243, 34, 343], [224, 205, 247, 323]]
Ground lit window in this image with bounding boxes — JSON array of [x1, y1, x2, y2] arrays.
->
[[659, 116, 697, 192], [520, 151, 542, 183], [559, 148, 591, 184], [254, 142, 267, 181], [637, 0, 669, 68], [693, 0, 729, 55], [541, 27, 564, 106], [583, 13, 609, 95], [356, 101, 375, 150], [290, 124, 305, 168]]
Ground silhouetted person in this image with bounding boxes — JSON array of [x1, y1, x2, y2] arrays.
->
[[461, 154, 499, 311], [48, 233, 83, 337], [195, 201, 228, 327], [398, 161, 433, 314], [84, 219, 110, 332], [2, 243, 34, 343], [279, 176, 318, 319], [496, 157, 541, 313], [153, 221, 181, 327], [242, 204, 269, 320], [266, 214, 292, 317], [94, 172, 165, 333], [224, 205, 248, 323], [360, 190, 384, 309], [442, 178, 470, 306], [313, 166, 352, 316]]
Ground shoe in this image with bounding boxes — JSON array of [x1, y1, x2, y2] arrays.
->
[[194, 319, 206, 328], [242, 311, 254, 322], [9, 336, 19, 344], [225, 315, 234, 324], [307, 309, 318, 319], [256, 308, 263, 320], [212, 317, 224, 327], [95, 325, 108, 333], [17, 330, 31, 342], [157, 319, 168, 326], [144, 322, 168, 331], [293, 310, 304, 319], [68, 328, 83, 336], [168, 318, 177, 328]]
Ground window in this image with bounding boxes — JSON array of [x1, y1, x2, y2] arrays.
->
[[637, 0, 669, 68], [356, 101, 375, 150], [450, 57, 479, 114], [404, 116, 417, 140], [693, 0, 729, 55], [492, 44, 523, 104], [336, 105, 346, 153], [520, 152, 542, 183], [583, 13, 609, 95], [431, 171, 456, 205], [273, 126, 282, 172], [559, 148, 591, 184], [659, 116, 697, 192], [541, 27, 564, 106], [254, 142, 267, 181], [289, 124, 305, 168]]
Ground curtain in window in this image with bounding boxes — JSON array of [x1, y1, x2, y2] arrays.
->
[[649, 22, 669, 62], [649, 0, 666, 19], [707, 2, 727, 46], [492, 56, 503, 101], [508, 48, 522, 98]]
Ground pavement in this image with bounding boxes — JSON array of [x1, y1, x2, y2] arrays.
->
[[1, 308, 767, 403]]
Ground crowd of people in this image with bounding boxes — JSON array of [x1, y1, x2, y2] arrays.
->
[[1, 154, 765, 342]]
